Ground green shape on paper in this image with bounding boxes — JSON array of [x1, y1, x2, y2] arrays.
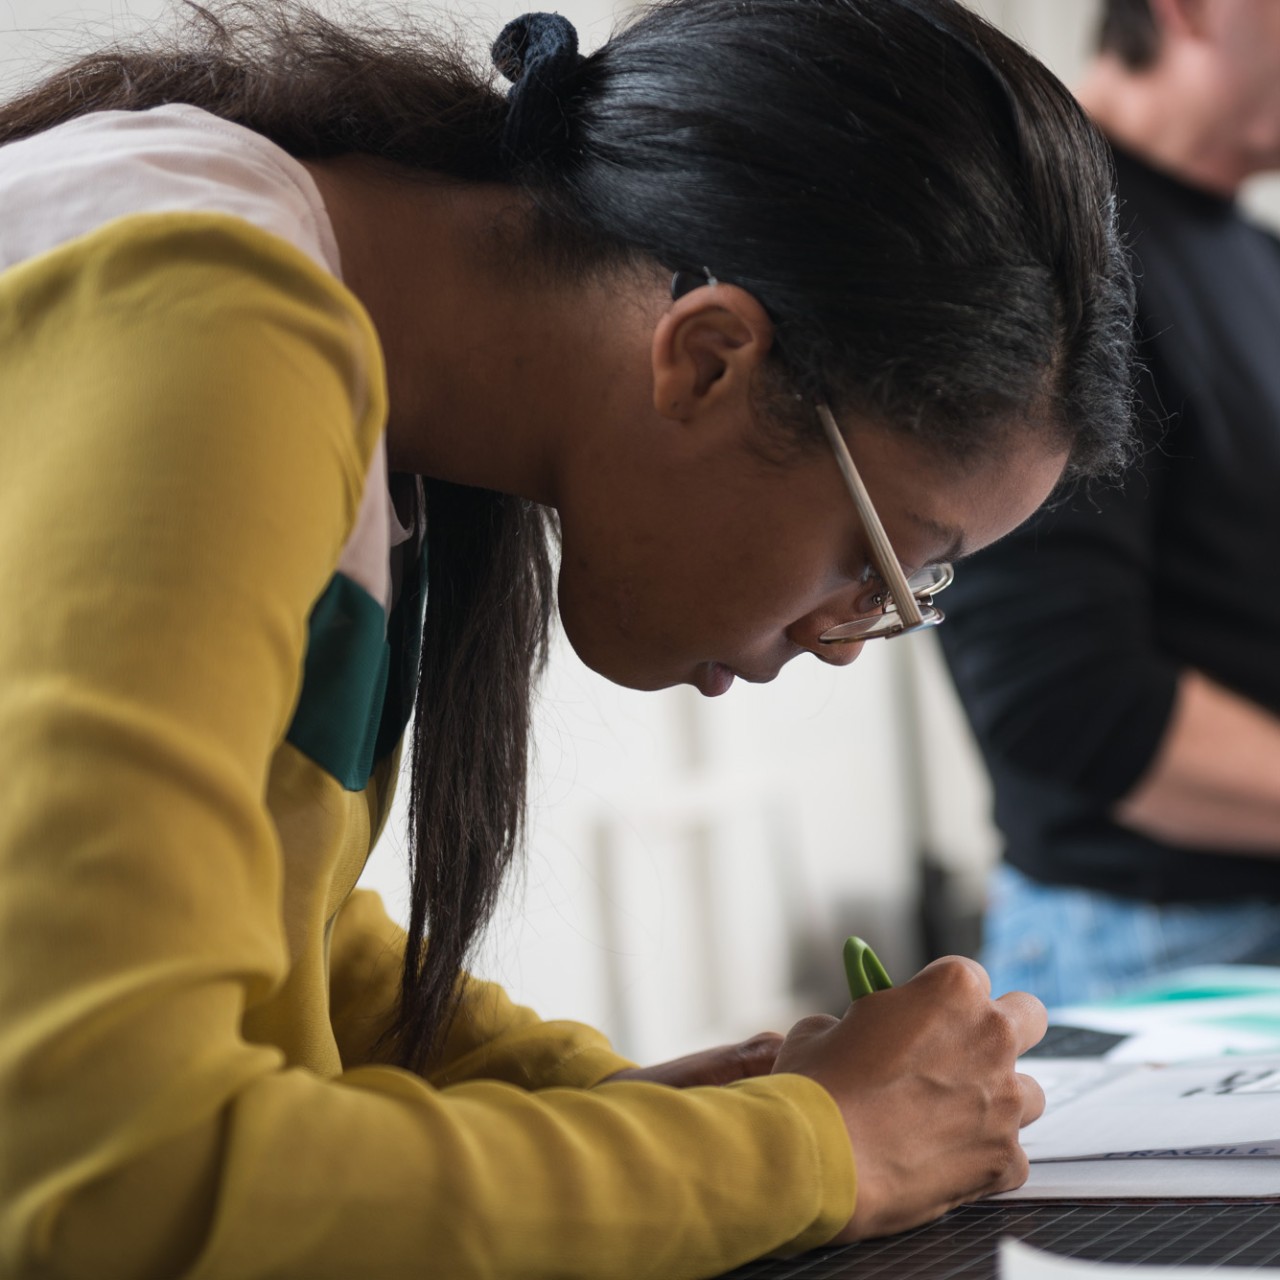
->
[[1198, 1013, 1280, 1034], [1109, 985, 1275, 1006]]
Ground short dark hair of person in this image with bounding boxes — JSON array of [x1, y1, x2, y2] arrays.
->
[[0, 0, 1136, 1071], [1097, 0, 1161, 69]]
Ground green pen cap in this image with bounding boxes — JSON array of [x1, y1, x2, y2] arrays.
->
[[843, 935, 894, 1002]]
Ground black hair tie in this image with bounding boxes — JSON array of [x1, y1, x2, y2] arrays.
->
[[492, 12, 582, 171]]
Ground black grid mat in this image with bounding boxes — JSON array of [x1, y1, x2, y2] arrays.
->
[[716, 1201, 1280, 1280]]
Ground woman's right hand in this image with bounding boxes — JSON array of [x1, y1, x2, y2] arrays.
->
[[772, 955, 1047, 1242]]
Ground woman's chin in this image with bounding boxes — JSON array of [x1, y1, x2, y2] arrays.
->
[[556, 618, 680, 693]]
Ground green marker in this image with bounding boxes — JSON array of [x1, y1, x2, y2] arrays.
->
[[843, 935, 893, 1001]]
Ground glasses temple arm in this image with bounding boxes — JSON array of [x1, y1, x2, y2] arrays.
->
[[816, 403, 924, 628]]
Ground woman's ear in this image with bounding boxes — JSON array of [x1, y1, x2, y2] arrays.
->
[[651, 284, 774, 421]]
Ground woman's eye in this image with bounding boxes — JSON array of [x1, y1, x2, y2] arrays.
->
[[853, 565, 888, 615]]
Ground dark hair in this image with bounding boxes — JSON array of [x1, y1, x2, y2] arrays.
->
[[1097, 0, 1161, 70], [0, 0, 1134, 1068]]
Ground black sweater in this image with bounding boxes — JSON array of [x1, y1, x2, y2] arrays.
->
[[939, 143, 1280, 903]]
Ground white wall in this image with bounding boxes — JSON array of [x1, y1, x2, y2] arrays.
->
[[0, 0, 627, 96]]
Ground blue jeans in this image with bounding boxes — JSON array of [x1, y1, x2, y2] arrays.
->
[[981, 863, 1280, 1008]]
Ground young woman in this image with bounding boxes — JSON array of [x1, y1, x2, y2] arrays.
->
[[0, 1, 1132, 1276]]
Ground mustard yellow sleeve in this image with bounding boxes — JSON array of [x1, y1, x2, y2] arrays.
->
[[0, 215, 854, 1280], [326, 889, 409, 1068], [329, 889, 637, 1086]]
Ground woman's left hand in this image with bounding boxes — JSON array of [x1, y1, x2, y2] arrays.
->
[[603, 1032, 783, 1087]]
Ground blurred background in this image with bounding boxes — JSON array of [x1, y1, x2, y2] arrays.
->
[[4, 0, 1278, 1064]]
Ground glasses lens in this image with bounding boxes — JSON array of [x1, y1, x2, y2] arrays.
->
[[816, 563, 954, 644], [819, 602, 945, 644], [906, 562, 954, 597]]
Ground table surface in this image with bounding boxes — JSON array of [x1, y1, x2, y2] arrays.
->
[[716, 1200, 1280, 1280]]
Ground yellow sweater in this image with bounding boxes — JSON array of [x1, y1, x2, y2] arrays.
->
[[0, 203, 854, 1278]]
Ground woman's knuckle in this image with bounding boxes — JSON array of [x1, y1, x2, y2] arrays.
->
[[930, 956, 984, 999], [980, 1135, 1023, 1188], [979, 1006, 1019, 1057], [788, 1013, 836, 1039], [1000, 1145, 1030, 1191]]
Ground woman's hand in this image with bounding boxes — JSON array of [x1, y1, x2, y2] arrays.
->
[[605, 1032, 784, 1087], [773, 955, 1046, 1243]]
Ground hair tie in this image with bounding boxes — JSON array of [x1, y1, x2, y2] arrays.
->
[[492, 12, 582, 170]]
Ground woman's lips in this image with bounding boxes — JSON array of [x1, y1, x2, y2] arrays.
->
[[691, 659, 787, 696], [694, 661, 736, 697]]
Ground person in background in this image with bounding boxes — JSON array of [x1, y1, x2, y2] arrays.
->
[[0, 1, 1131, 1276], [940, 0, 1280, 1008]]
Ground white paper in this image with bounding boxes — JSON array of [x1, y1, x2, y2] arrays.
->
[[993, 1157, 1280, 1200], [1021, 1054, 1280, 1162], [1046, 965, 1280, 1064], [999, 1238, 1280, 1280]]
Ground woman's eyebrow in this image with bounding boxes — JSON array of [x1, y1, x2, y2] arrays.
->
[[905, 508, 965, 563]]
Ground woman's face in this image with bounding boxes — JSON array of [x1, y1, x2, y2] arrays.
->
[[553, 406, 1067, 697]]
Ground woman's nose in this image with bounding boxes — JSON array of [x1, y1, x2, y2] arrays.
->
[[811, 636, 865, 666]]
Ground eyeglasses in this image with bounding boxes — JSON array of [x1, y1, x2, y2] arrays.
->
[[815, 402, 952, 643]]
